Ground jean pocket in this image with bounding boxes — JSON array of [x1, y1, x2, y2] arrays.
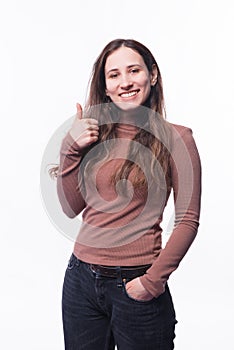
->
[[123, 279, 156, 304]]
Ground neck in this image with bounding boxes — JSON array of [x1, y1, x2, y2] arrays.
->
[[118, 106, 148, 127]]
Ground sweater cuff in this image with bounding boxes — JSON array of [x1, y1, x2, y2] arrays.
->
[[61, 132, 83, 156], [139, 274, 166, 299]]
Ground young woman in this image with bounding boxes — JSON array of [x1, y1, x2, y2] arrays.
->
[[54, 39, 201, 349]]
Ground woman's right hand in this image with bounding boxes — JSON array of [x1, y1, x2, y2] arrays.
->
[[69, 103, 99, 151]]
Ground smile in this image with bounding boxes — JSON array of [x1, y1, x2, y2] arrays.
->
[[119, 90, 140, 98]]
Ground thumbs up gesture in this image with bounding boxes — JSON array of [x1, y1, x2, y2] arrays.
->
[[69, 103, 99, 151]]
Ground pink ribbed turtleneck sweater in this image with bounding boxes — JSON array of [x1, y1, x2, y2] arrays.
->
[[57, 122, 201, 297]]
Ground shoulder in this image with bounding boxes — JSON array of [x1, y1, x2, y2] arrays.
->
[[167, 122, 193, 137], [166, 122, 200, 165], [166, 122, 196, 146]]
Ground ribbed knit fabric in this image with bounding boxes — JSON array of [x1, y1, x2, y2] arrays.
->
[[57, 122, 201, 298]]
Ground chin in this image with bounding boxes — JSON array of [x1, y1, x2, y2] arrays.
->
[[114, 101, 141, 111]]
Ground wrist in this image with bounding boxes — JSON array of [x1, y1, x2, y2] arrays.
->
[[139, 276, 154, 298]]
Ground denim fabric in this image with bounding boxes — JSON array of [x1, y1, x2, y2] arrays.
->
[[62, 254, 177, 350]]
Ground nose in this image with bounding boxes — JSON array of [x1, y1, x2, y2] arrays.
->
[[120, 74, 133, 89]]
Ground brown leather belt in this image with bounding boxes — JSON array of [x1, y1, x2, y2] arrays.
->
[[89, 263, 151, 279]]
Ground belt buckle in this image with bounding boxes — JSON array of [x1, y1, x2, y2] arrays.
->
[[90, 264, 98, 274]]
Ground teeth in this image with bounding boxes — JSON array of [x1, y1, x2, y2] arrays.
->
[[121, 91, 138, 98]]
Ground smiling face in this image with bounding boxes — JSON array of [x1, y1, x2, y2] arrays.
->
[[105, 46, 157, 111]]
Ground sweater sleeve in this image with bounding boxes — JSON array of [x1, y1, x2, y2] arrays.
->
[[140, 126, 202, 297], [57, 132, 86, 218]]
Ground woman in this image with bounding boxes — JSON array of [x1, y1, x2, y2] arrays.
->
[[54, 39, 201, 349]]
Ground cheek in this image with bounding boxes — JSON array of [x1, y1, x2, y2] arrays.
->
[[140, 75, 151, 88], [106, 84, 115, 95], [136, 73, 151, 92], [140, 78, 152, 101]]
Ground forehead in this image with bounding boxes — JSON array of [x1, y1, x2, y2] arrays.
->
[[105, 46, 146, 71]]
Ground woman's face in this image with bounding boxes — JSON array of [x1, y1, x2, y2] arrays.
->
[[105, 46, 157, 111]]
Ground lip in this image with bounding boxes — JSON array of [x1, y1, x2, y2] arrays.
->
[[118, 89, 140, 98]]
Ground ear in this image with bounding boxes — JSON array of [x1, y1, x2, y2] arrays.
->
[[150, 64, 158, 86]]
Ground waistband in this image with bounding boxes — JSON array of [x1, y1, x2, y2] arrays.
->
[[70, 254, 151, 279], [89, 262, 151, 279]]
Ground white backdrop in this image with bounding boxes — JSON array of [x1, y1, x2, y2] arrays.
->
[[1, 0, 233, 349]]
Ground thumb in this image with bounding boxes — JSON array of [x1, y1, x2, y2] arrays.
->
[[76, 103, 83, 120]]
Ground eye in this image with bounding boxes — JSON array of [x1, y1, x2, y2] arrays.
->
[[109, 72, 119, 79], [130, 68, 140, 74]]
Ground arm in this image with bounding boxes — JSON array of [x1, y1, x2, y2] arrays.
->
[[57, 103, 99, 218], [140, 126, 202, 298], [57, 132, 86, 218]]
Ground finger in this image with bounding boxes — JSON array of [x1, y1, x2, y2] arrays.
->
[[85, 118, 99, 125], [87, 124, 99, 131], [86, 135, 99, 146], [85, 130, 99, 138], [76, 103, 83, 120], [90, 130, 99, 137], [125, 282, 132, 291]]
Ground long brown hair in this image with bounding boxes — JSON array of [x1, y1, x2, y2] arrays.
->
[[88, 39, 165, 113], [51, 39, 172, 190]]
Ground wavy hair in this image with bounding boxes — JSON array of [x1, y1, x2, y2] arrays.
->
[[51, 39, 172, 190]]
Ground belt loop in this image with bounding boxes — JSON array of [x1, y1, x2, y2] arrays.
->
[[116, 267, 122, 288]]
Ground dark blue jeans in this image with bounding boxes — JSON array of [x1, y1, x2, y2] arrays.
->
[[62, 254, 177, 350]]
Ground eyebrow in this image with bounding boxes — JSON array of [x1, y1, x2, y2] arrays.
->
[[106, 64, 142, 75]]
